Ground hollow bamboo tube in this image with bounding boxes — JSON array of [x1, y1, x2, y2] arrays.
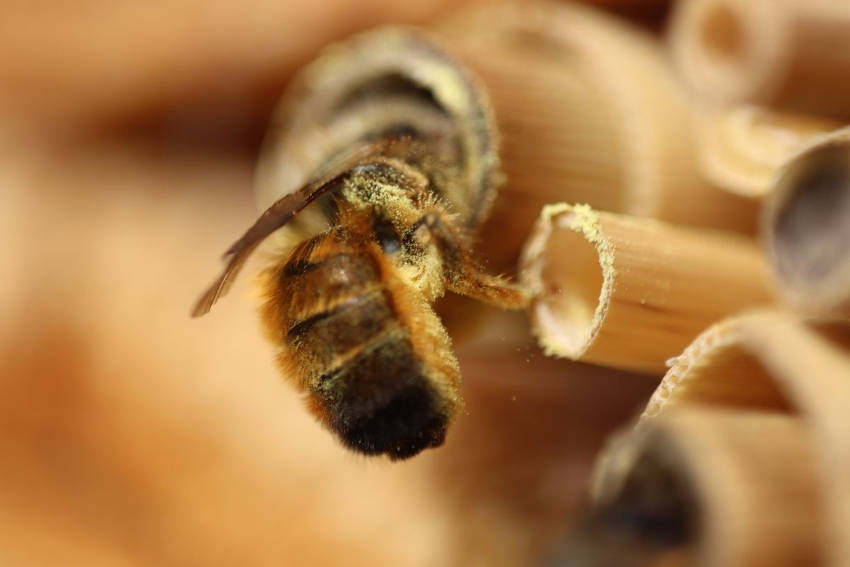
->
[[762, 128, 850, 317], [643, 311, 850, 419], [671, 0, 850, 117], [432, 0, 758, 270], [592, 408, 823, 567], [0, 0, 476, 131], [642, 311, 850, 565], [254, 27, 499, 228], [519, 203, 772, 374], [695, 104, 841, 198], [573, 0, 670, 6]]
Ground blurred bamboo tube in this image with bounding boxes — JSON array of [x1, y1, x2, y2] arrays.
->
[[0, 0, 477, 131], [575, 0, 669, 6], [762, 128, 850, 316], [642, 311, 850, 565], [519, 203, 772, 374], [671, 0, 850, 117], [695, 104, 841, 197], [592, 408, 823, 567], [433, 0, 757, 270], [643, 311, 850, 420]]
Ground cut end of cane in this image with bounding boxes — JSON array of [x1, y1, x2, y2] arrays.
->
[[764, 128, 850, 315], [593, 409, 820, 567], [695, 105, 840, 198], [671, 0, 788, 104], [589, 421, 698, 556], [641, 311, 794, 420], [520, 203, 615, 360]]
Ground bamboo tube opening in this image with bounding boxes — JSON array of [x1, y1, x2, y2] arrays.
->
[[643, 313, 850, 420], [672, 0, 788, 104], [700, 3, 744, 62], [764, 130, 850, 314], [775, 149, 850, 282], [646, 330, 793, 418], [594, 439, 699, 550], [255, 27, 500, 228], [594, 410, 824, 566], [639, 313, 850, 564], [524, 204, 613, 361], [674, 0, 850, 117], [694, 105, 840, 197], [522, 203, 771, 373]]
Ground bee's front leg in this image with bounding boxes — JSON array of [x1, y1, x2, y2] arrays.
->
[[403, 210, 530, 310]]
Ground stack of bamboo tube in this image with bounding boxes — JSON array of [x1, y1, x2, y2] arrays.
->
[[2, 0, 844, 565], [430, 1, 850, 564]]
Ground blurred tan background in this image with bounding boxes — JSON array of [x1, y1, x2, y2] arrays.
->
[[0, 2, 658, 565]]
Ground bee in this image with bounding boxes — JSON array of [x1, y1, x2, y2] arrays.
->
[[192, 28, 528, 460]]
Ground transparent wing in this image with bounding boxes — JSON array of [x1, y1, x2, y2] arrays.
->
[[190, 136, 414, 317]]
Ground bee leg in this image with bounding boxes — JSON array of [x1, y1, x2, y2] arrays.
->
[[404, 211, 530, 309]]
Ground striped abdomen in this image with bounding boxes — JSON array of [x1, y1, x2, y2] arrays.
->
[[263, 234, 458, 460]]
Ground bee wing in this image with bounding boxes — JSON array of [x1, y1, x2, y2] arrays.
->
[[190, 171, 349, 317], [191, 136, 415, 317]]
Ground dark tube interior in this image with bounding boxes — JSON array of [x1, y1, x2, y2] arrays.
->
[[544, 446, 697, 566], [773, 145, 850, 287]]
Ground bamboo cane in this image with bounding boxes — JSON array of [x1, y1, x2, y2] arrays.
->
[[671, 0, 850, 117], [641, 311, 850, 565], [434, 0, 758, 269], [762, 127, 850, 316], [694, 104, 840, 197], [520, 203, 772, 374], [592, 408, 823, 566]]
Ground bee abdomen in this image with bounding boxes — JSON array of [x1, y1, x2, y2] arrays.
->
[[277, 248, 453, 459], [287, 287, 397, 369], [281, 250, 382, 315], [315, 334, 450, 460]]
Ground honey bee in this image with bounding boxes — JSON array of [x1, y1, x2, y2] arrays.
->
[[192, 28, 528, 460]]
